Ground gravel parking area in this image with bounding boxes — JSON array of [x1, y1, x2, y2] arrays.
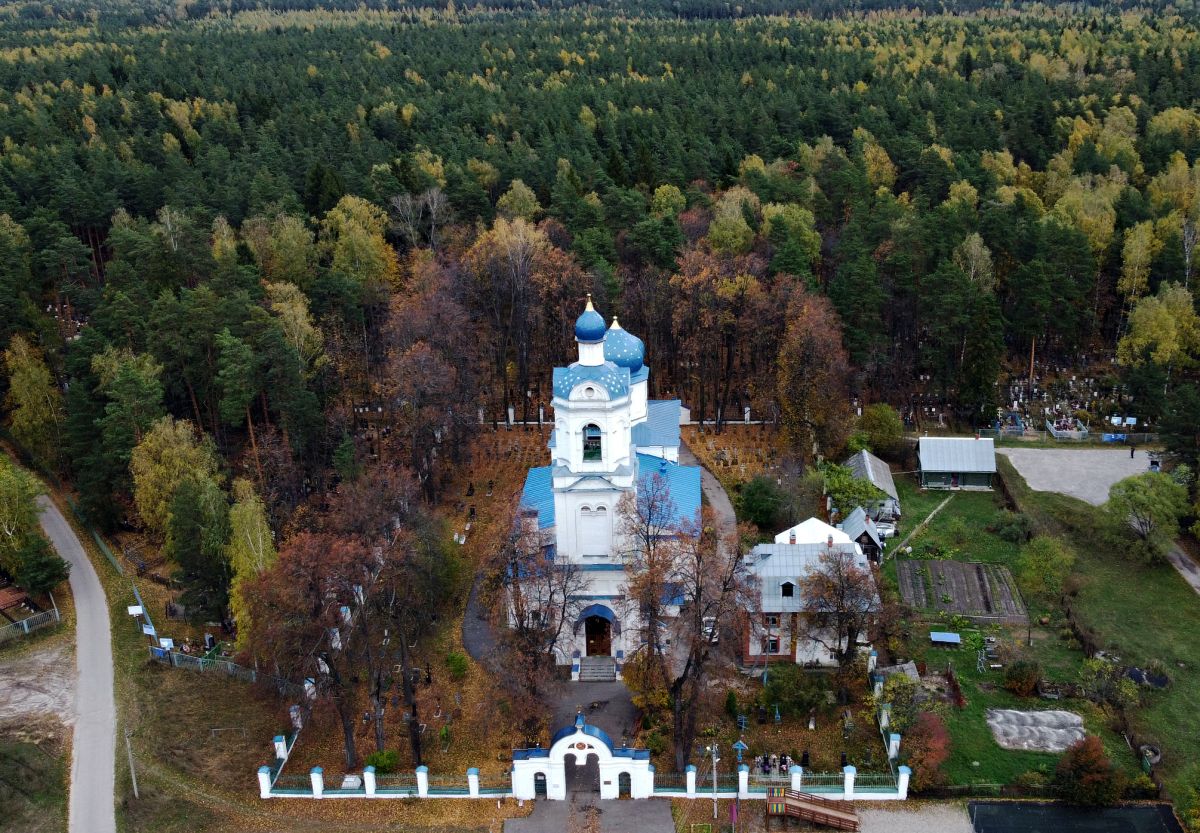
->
[[859, 803, 973, 833], [997, 447, 1148, 506]]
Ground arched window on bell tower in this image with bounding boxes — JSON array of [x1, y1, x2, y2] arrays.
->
[[583, 423, 602, 461]]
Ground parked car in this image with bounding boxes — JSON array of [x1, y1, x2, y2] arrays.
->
[[874, 521, 897, 539], [702, 616, 719, 644]]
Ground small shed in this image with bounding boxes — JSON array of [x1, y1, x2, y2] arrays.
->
[[843, 449, 900, 518], [930, 631, 961, 648], [918, 436, 996, 490], [839, 506, 883, 563]]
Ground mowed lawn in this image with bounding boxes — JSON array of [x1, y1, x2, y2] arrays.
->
[[1000, 457, 1200, 802]]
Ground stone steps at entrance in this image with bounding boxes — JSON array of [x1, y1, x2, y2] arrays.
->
[[578, 656, 616, 682]]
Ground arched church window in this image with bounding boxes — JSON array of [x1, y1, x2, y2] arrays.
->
[[583, 424, 602, 461]]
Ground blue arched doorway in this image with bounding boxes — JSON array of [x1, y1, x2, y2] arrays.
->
[[576, 604, 619, 656]]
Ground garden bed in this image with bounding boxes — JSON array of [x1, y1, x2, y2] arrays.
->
[[897, 560, 1027, 624]]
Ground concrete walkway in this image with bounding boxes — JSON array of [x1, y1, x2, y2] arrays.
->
[[1167, 546, 1200, 596], [37, 495, 116, 833], [679, 440, 737, 543]]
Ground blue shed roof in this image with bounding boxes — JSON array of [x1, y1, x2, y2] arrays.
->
[[636, 453, 701, 529], [632, 399, 682, 450], [553, 363, 631, 400], [930, 631, 961, 645], [520, 466, 555, 529]]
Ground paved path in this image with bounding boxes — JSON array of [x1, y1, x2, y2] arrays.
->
[[37, 495, 116, 833], [549, 679, 638, 745], [679, 440, 736, 542], [1167, 546, 1200, 596], [997, 447, 1147, 507], [504, 794, 675, 833], [461, 574, 500, 672]]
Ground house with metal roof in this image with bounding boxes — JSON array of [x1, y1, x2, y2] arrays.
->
[[917, 436, 996, 490], [773, 516, 850, 546], [518, 298, 701, 677], [742, 538, 877, 668]]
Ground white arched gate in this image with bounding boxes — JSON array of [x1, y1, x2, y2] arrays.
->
[[511, 714, 654, 800]]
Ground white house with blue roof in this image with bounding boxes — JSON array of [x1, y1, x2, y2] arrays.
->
[[520, 297, 701, 673]]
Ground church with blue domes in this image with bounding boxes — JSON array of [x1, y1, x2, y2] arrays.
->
[[520, 297, 701, 669]]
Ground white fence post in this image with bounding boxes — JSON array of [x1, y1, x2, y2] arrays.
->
[[879, 704, 891, 730], [888, 733, 901, 760], [897, 765, 911, 800], [738, 764, 749, 798], [364, 765, 376, 797], [842, 765, 856, 799], [310, 767, 324, 798], [685, 764, 696, 797], [868, 649, 877, 673], [790, 765, 803, 791], [416, 765, 429, 797], [467, 767, 480, 797], [258, 766, 272, 799], [273, 735, 288, 760]]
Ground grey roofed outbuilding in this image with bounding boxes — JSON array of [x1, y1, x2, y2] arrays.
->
[[839, 506, 882, 549], [843, 449, 898, 502], [918, 436, 997, 473]]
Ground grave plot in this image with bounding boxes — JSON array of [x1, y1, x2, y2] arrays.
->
[[897, 560, 1027, 624]]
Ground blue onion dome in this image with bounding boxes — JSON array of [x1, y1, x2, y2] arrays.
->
[[604, 317, 645, 372], [574, 295, 607, 342]]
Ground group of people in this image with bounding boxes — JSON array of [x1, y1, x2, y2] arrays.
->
[[1050, 414, 1079, 431], [757, 753, 796, 776]]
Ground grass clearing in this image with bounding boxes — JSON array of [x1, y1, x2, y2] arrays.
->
[[0, 728, 68, 833], [916, 637, 1131, 788], [998, 455, 1200, 806]]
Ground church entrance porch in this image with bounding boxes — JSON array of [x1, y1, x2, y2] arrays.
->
[[585, 615, 612, 656]]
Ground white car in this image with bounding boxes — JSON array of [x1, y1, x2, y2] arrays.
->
[[874, 521, 897, 539], [702, 616, 719, 644]]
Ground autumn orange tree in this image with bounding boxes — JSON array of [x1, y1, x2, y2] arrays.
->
[[776, 288, 854, 461], [243, 531, 370, 770], [1055, 735, 1127, 806]]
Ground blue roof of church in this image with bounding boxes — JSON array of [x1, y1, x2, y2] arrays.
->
[[520, 466, 555, 529], [636, 453, 701, 529], [575, 307, 607, 342], [604, 322, 645, 371], [632, 400, 682, 450], [553, 363, 630, 400]]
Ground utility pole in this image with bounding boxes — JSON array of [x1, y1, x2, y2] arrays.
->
[[124, 729, 139, 799], [704, 743, 720, 820]]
